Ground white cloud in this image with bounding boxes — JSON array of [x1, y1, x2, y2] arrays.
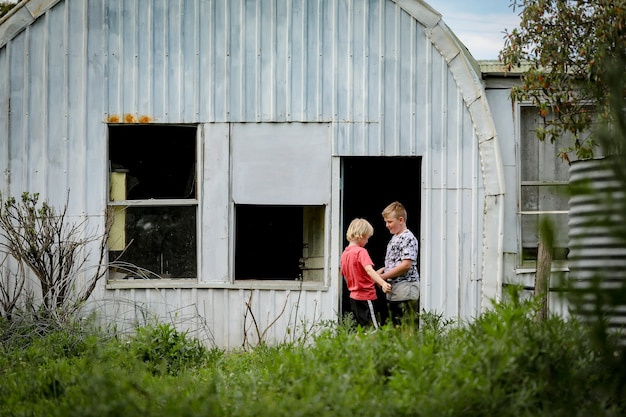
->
[[427, 0, 521, 60]]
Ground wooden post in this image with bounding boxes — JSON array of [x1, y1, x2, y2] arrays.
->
[[535, 218, 554, 321]]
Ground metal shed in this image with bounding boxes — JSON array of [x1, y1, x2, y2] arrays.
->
[[0, 0, 504, 348]]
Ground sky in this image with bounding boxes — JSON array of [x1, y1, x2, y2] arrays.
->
[[426, 0, 522, 60]]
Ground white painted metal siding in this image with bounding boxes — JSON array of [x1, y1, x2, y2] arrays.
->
[[0, 0, 503, 347]]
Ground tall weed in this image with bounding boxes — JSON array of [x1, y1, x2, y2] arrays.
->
[[1, 297, 624, 417]]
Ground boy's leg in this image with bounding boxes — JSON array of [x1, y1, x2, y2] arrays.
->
[[388, 301, 404, 326], [350, 299, 380, 329], [374, 285, 390, 324], [404, 299, 420, 328], [389, 299, 420, 327]]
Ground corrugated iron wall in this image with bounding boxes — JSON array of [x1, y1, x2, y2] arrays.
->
[[0, 0, 490, 346]]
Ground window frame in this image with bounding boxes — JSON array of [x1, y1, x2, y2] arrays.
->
[[517, 104, 571, 269], [228, 122, 331, 285], [232, 203, 327, 282], [105, 122, 333, 291], [106, 124, 202, 281]]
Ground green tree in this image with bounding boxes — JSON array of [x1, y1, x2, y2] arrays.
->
[[0, 2, 15, 19], [500, 0, 626, 160]]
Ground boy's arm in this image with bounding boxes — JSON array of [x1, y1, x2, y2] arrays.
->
[[380, 259, 412, 280], [364, 265, 392, 292]]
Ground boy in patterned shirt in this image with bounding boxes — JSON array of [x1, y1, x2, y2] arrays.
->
[[377, 201, 420, 326], [340, 218, 392, 329]]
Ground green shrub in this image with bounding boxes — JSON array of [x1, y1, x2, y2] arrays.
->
[[126, 322, 209, 376], [1, 298, 624, 417], [203, 294, 624, 417]]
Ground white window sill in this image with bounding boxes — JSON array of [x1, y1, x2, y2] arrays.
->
[[106, 279, 329, 291], [515, 266, 570, 274]]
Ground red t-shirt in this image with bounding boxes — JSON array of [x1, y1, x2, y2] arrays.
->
[[340, 245, 377, 301]]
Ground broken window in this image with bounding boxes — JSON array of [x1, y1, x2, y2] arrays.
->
[[235, 204, 325, 281], [519, 106, 573, 264], [107, 125, 198, 279]]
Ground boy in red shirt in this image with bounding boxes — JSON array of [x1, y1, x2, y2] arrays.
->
[[340, 218, 391, 329]]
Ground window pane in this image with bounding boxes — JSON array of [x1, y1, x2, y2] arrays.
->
[[109, 125, 196, 200], [520, 107, 572, 182], [521, 246, 570, 262], [110, 206, 197, 278], [521, 185, 569, 211], [521, 213, 569, 261]]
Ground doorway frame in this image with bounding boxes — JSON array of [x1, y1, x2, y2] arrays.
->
[[339, 156, 422, 321]]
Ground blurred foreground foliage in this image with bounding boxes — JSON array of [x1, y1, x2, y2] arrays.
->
[[0, 290, 624, 417]]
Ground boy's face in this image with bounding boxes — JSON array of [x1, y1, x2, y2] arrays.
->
[[384, 214, 405, 235]]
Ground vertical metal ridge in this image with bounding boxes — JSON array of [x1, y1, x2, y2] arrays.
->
[[66, 0, 87, 214], [36, 13, 51, 194], [392, 2, 400, 154], [234, 0, 243, 121], [314, 0, 322, 121], [0, 43, 8, 194], [297, 0, 307, 121], [252, 0, 261, 122], [284, 0, 292, 121]]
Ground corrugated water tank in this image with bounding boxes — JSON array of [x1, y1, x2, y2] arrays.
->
[[568, 157, 626, 335]]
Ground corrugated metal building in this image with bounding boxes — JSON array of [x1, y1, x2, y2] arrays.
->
[[0, 0, 512, 348]]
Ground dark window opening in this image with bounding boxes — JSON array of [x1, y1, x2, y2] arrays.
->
[[522, 247, 570, 262], [109, 125, 197, 200], [107, 125, 198, 279], [235, 204, 325, 281]]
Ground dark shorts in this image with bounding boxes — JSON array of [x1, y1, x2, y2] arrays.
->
[[386, 280, 420, 326], [389, 299, 420, 326], [349, 298, 380, 329]]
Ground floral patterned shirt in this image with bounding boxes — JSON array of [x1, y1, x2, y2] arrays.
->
[[384, 229, 419, 284]]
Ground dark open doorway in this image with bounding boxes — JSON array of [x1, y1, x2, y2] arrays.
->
[[341, 157, 421, 323]]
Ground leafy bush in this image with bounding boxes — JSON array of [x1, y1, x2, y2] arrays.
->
[[0, 192, 109, 325], [125, 321, 210, 376], [208, 293, 624, 417], [0, 297, 624, 417]]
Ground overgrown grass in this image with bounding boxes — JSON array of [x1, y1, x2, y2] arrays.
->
[[0, 292, 624, 417]]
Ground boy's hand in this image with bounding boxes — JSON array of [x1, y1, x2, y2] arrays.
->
[[382, 282, 391, 293]]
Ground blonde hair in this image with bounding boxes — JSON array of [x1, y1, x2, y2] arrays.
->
[[346, 218, 374, 241], [382, 201, 407, 221]]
